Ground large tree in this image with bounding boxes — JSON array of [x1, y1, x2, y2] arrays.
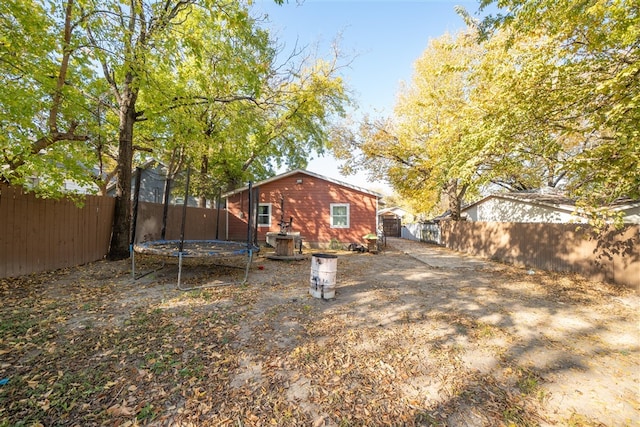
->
[[0, 0, 96, 195], [478, 0, 640, 210], [335, 0, 638, 223], [2, 0, 351, 260], [332, 31, 485, 218], [81, 0, 208, 259], [465, 29, 577, 193], [81, 0, 312, 259], [143, 21, 349, 205]]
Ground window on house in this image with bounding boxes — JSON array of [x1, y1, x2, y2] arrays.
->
[[330, 203, 350, 228], [257, 204, 271, 227]]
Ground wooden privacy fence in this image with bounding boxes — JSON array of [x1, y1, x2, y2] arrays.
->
[[440, 220, 640, 292], [0, 184, 115, 278], [0, 185, 230, 279], [133, 202, 227, 243]]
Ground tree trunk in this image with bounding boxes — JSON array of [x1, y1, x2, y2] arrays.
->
[[445, 179, 467, 221], [108, 88, 138, 260], [198, 154, 208, 208]]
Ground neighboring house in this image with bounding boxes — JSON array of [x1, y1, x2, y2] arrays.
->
[[223, 169, 383, 248], [461, 192, 640, 224], [378, 206, 409, 222], [107, 160, 203, 207], [27, 175, 99, 195], [378, 206, 409, 238]]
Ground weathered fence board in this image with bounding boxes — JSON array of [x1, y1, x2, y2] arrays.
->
[[0, 186, 232, 278]]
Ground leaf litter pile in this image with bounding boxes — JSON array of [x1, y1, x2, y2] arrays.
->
[[1, 240, 638, 426]]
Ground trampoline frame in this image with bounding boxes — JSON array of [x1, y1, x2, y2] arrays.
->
[[130, 167, 259, 290], [132, 239, 257, 290]]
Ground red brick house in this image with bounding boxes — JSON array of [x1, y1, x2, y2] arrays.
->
[[224, 170, 383, 248]]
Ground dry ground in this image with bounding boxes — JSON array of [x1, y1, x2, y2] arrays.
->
[[0, 238, 638, 426]]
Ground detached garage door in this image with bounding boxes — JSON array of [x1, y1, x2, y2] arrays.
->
[[382, 218, 401, 237]]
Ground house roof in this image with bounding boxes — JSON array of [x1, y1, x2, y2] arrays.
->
[[462, 192, 576, 213], [223, 169, 383, 198], [378, 206, 408, 216], [462, 192, 640, 214]]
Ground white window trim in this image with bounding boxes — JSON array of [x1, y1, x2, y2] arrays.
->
[[330, 203, 350, 228], [257, 203, 272, 227]]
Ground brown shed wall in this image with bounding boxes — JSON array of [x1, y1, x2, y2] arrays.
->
[[227, 173, 379, 247], [440, 220, 640, 292]]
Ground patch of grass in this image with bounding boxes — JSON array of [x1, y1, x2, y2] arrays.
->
[[330, 239, 342, 250], [137, 402, 157, 422], [50, 369, 110, 408], [265, 305, 285, 319], [515, 367, 543, 398], [223, 311, 242, 325], [327, 390, 343, 405], [219, 332, 233, 345], [502, 404, 535, 426], [474, 322, 498, 339], [0, 311, 39, 338], [566, 412, 602, 426], [183, 290, 203, 299], [429, 342, 465, 363], [1, 368, 111, 425], [179, 356, 205, 378], [126, 308, 162, 326], [144, 352, 180, 375], [80, 302, 98, 311], [200, 290, 215, 301], [415, 411, 444, 426], [291, 344, 318, 365], [0, 309, 59, 348]]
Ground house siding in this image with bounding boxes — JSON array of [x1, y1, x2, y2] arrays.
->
[[108, 164, 204, 207], [226, 172, 378, 248], [468, 197, 586, 223], [622, 205, 640, 224]]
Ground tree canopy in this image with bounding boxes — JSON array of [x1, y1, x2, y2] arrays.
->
[[332, 0, 638, 223], [0, 0, 96, 195], [479, 0, 640, 209], [1, 0, 350, 258]]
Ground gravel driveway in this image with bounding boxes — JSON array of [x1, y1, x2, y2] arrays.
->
[[381, 238, 639, 426]]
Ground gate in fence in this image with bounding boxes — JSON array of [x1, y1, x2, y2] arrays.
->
[[382, 218, 402, 237]]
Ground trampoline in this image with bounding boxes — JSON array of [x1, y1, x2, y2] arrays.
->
[[130, 167, 259, 290], [135, 239, 257, 258], [133, 240, 258, 290]]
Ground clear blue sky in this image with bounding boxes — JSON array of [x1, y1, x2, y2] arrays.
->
[[251, 0, 484, 194]]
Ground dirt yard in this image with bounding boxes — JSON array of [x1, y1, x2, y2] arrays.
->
[[1, 238, 638, 426]]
